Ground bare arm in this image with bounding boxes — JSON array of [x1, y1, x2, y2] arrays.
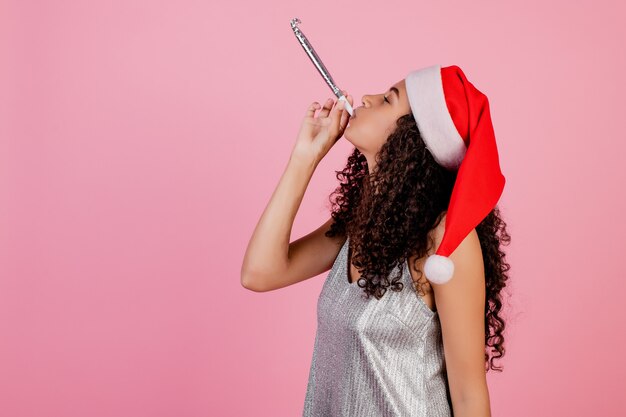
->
[[240, 155, 344, 292], [241, 94, 353, 292], [429, 217, 492, 416]]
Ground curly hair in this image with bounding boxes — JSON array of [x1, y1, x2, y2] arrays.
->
[[324, 112, 512, 372]]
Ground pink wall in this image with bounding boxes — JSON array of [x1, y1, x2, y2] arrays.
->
[[1, 0, 624, 416]]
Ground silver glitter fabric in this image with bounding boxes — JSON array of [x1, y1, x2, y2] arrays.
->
[[303, 237, 453, 417]]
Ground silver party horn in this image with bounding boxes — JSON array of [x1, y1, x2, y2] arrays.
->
[[290, 17, 354, 116]]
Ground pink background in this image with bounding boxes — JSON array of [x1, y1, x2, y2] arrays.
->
[[1, 0, 625, 416]]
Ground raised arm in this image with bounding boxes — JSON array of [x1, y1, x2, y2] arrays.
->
[[240, 93, 353, 292]]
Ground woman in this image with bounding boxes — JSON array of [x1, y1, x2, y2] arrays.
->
[[241, 64, 511, 417]]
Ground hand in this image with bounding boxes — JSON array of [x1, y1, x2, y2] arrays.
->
[[291, 91, 354, 164]]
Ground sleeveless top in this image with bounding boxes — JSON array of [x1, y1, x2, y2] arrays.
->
[[302, 236, 453, 417]]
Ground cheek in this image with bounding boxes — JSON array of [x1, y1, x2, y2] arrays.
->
[[350, 117, 391, 149], [362, 117, 390, 143]]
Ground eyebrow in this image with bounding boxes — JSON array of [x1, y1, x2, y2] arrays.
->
[[389, 87, 400, 100]]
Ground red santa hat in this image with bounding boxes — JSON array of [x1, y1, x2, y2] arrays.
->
[[404, 64, 506, 284]]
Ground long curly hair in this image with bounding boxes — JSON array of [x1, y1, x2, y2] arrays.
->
[[324, 112, 512, 372]]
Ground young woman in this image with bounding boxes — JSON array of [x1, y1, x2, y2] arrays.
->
[[241, 64, 511, 417]]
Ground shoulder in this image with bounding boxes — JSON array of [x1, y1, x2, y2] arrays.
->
[[429, 212, 481, 266], [406, 212, 483, 284], [421, 212, 483, 289], [428, 212, 485, 300]]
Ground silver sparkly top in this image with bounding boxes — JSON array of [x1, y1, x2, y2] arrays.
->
[[303, 237, 452, 416]]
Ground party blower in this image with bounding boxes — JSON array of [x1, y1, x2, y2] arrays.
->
[[290, 17, 354, 117]]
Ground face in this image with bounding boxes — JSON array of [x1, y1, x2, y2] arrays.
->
[[344, 79, 412, 167]]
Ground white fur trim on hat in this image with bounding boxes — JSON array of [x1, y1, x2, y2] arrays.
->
[[405, 65, 467, 170], [424, 254, 454, 284]]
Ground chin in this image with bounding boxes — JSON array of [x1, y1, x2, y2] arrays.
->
[[343, 129, 365, 152], [342, 129, 354, 145]]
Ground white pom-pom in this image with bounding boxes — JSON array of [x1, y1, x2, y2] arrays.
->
[[424, 254, 454, 284]]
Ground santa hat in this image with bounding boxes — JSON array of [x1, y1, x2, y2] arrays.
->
[[404, 64, 505, 284]]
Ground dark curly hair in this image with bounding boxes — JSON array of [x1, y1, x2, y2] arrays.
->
[[324, 112, 512, 372]]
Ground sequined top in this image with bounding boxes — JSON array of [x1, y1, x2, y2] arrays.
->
[[303, 237, 453, 417]]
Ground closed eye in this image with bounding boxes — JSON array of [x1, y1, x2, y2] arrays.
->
[[383, 95, 390, 104]]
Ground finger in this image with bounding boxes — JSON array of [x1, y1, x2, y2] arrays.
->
[[341, 90, 353, 105], [332, 99, 346, 132], [337, 94, 350, 130], [318, 97, 334, 118], [306, 101, 320, 118], [339, 102, 349, 129]]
